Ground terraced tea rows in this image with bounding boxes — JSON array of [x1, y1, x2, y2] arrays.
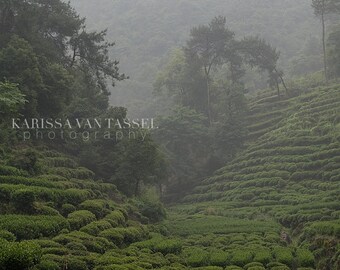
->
[[168, 84, 340, 270], [1, 83, 339, 270]]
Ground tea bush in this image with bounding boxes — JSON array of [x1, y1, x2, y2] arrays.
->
[[67, 210, 96, 230], [0, 241, 42, 270], [0, 215, 69, 240]]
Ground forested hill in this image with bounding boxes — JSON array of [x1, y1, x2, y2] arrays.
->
[[69, 0, 322, 116]]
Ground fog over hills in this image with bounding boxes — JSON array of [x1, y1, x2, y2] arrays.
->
[[69, 0, 321, 116]]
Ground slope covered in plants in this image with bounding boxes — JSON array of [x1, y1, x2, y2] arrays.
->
[[0, 146, 165, 270], [163, 81, 340, 270]]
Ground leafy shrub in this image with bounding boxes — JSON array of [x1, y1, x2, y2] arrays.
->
[[136, 188, 167, 222], [12, 188, 36, 213], [80, 200, 111, 218], [104, 210, 126, 227], [43, 157, 77, 168], [101, 226, 147, 246], [80, 220, 112, 236], [34, 204, 60, 216], [253, 249, 272, 264], [244, 262, 265, 269], [8, 149, 41, 175], [34, 260, 60, 270], [0, 215, 69, 240], [52, 231, 114, 254], [98, 229, 124, 246], [0, 230, 15, 242], [61, 203, 76, 216], [230, 250, 253, 267], [185, 248, 209, 267], [192, 267, 223, 270], [273, 247, 294, 266], [66, 256, 88, 270], [65, 242, 87, 255], [0, 165, 26, 176], [67, 210, 96, 230], [41, 247, 69, 256], [225, 266, 242, 270], [209, 249, 229, 266], [296, 248, 314, 267], [270, 266, 290, 270], [0, 241, 42, 269]]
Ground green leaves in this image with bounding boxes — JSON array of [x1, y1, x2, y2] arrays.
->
[[0, 81, 26, 116], [0, 241, 42, 270]]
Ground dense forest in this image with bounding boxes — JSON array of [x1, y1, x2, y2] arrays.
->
[[0, 0, 339, 270]]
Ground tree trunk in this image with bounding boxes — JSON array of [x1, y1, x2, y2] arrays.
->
[[279, 74, 288, 94], [274, 68, 288, 94], [134, 179, 140, 197], [206, 75, 212, 125], [321, 11, 328, 81], [275, 79, 280, 99]]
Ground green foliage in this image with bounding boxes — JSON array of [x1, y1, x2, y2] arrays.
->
[[99, 229, 124, 246], [0, 230, 15, 242], [34, 260, 60, 270], [136, 188, 167, 222], [185, 247, 209, 267], [67, 210, 96, 230], [133, 234, 182, 255], [79, 200, 112, 218], [0, 81, 26, 118], [104, 210, 126, 227], [80, 220, 113, 236], [0, 215, 69, 240], [273, 247, 293, 267], [230, 250, 253, 267], [12, 189, 36, 213], [208, 249, 229, 266], [0, 241, 41, 270], [296, 249, 315, 267], [61, 203, 76, 217]]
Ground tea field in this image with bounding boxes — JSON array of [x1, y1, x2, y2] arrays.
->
[[0, 82, 339, 270]]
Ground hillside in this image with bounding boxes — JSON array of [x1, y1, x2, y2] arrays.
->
[[0, 146, 159, 269], [1, 1, 340, 270], [0, 84, 339, 270], [164, 81, 340, 270]]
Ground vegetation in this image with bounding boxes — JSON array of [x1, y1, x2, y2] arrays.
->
[[0, 0, 339, 270]]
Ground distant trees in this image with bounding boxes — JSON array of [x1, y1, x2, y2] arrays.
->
[[185, 16, 236, 124], [0, 81, 26, 118], [154, 16, 290, 197], [240, 36, 287, 97], [153, 106, 212, 199], [154, 16, 287, 198], [311, 0, 340, 80], [328, 26, 340, 77], [0, 0, 167, 198], [0, 0, 126, 118]]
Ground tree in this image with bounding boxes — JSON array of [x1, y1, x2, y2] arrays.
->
[[0, 0, 126, 118], [184, 16, 236, 124], [0, 81, 26, 118], [328, 26, 340, 77], [113, 134, 165, 197], [153, 106, 211, 199], [213, 81, 248, 160], [240, 36, 287, 97], [312, 0, 340, 80], [153, 48, 207, 114]]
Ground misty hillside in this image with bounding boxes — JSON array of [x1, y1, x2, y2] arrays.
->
[[1, 1, 340, 270], [69, 0, 322, 116]]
